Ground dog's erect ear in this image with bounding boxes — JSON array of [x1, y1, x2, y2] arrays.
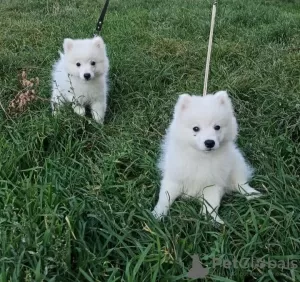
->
[[215, 90, 235, 116], [215, 90, 230, 105], [63, 38, 73, 52], [175, 94, 191, 113], [93, 36, 104, 48], [215, 91, 238, 140]]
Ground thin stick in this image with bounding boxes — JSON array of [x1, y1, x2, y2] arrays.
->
[[203, 1, 217, 96]]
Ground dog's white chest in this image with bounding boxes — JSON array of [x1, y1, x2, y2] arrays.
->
[[168, 152, 231, 197], [69, 79, 98, 101]]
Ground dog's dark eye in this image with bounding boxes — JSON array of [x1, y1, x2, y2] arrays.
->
[[76, 62, 81, 67], [91, 61, 96, 66], [193, 126, 200, 132], [214, 125, 221, 130]]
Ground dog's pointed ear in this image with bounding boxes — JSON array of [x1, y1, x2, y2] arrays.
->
[[175, 94, 191, 113], [93, 36, 104, 48], [63, 38, 73, 52], [215, 90, 230, 105], [215, 91, 238, 140], [215, 90, 235, 115]]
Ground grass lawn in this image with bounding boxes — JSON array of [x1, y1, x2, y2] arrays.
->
[[1, 0, 300, 281]]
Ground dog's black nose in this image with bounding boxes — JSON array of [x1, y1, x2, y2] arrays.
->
[[204, 139, 215, 149], [84, 73, 91, 80]]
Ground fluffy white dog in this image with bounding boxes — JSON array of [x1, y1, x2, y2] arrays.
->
[[51, 36, 109, 123], [152, 91, 261, 224]]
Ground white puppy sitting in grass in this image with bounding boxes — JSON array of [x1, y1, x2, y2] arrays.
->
[[51, 36, 109, 123], [152, 91, 261, 224]]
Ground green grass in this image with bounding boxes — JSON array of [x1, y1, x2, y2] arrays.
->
[[0, 0, 300, 281]]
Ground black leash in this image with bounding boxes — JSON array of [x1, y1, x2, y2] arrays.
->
[[94, 0, 110, 36]]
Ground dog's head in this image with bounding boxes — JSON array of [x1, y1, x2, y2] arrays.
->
[[172, 91, 238, 152], [62, 36, 109, 81]]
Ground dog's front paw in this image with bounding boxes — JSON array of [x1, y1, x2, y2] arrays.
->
[[93, 115, 104, 124], [151, 209, 163, 221], [246, 192, 262, 200], [212, 220, 224, 230], [213, 215, 224, 225], [73, 105, 85, 116]]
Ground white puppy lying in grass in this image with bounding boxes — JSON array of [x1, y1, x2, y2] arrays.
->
[[51, 36, 109, 123], [152, 91, 261, 224]]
